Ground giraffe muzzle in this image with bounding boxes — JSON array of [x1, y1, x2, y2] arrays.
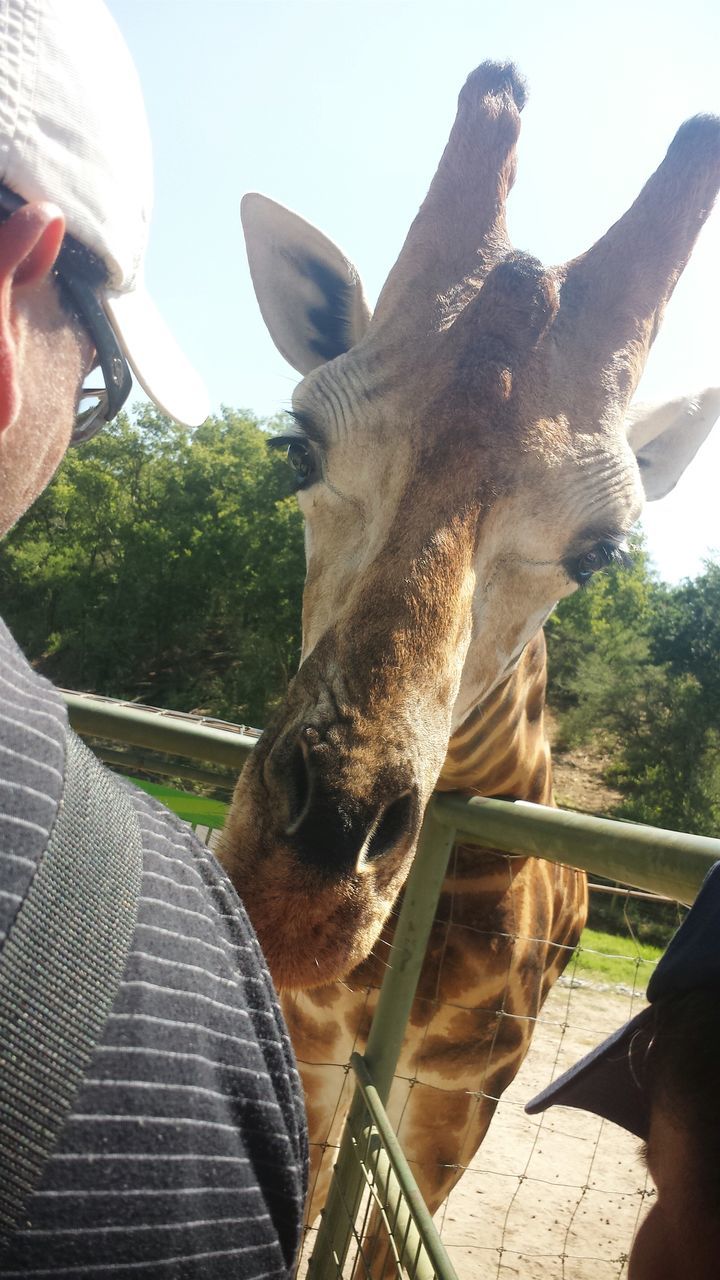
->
[[265, 722, 422, 877]]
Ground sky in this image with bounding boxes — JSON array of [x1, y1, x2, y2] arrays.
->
[[108, 0, 719, 584]]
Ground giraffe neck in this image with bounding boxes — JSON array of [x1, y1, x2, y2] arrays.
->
[[291, 627, 587, 1227], [437, 630, 553, 804]]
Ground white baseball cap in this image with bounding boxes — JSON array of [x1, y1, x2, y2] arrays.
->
[[0, 0, 209, 428]]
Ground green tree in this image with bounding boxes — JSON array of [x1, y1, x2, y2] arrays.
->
[[547, 544, 720, 836], [608, 671, 720, 832], [0, 407, 305, 726], [4, 424, 719, 838], [545, 536, 659, 734], [650, 562, 720, 723]]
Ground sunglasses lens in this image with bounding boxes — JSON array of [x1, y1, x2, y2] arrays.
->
[[56, 264, 132, 439], [70, 388, 110, 446]]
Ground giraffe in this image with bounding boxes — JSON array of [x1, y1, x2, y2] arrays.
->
[[219, 61, 720, 1217]]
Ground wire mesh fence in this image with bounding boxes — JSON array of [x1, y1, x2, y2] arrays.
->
[[427, 934, 655, 1279], [291, 875, 680, 1280], [302, 1053, 459, 1280], [425, 882, 691, 1279], [62, 692, 720, 1280]]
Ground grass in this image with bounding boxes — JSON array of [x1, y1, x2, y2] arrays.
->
[[570, 927, 663, 989]]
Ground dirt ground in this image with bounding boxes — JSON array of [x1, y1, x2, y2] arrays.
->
[[433, 979, 651, 1280], [545, 711, 623, 817]]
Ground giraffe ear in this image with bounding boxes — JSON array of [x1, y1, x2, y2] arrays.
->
[[625, 388, 720, 502], [241, 194, 372, 375]]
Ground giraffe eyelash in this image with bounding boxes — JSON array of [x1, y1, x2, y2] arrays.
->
[[571, 539, 633, 587], [268, 433, 320, 490]]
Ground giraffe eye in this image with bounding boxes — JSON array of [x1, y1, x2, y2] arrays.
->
[[572, 540, 630, 585], [286, 440, 314, 486], [268, 435, 320, 490]]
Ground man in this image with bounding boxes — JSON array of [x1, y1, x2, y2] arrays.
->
[[0, 1, 306, 1273], [526, 862, 720, 1280]]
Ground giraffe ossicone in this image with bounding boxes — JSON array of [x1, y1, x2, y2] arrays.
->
[[219, 60, 720, 1218]]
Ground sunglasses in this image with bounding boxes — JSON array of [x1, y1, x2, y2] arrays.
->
[[54, 258, 133, 445], [0, 189, 132, 444]]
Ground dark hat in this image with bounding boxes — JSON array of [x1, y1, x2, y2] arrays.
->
[[525, 861, 720, 1140]]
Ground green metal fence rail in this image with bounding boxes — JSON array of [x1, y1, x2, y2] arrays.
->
[[62, 689, 258, 784], [431, 793, 720, 906], [310, 1052, 460, 1280], [60, 690, 720, 903], [60, 690, 720, 1279]]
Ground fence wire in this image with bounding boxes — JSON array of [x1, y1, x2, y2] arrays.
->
[[292, 879, 686, 1280], [301, 1054, 458, 1280], [63, 694, 719, 1280], [430, 941, 653, 1280]]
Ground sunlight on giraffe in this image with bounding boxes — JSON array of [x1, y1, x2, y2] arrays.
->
[[219, 60, 720, 1231]]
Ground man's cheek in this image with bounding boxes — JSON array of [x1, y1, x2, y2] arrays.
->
[[628, 1203, 674, 1280]]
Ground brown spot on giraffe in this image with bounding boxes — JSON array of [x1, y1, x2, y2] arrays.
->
[[525, 745, 548, 792], [414, 1007, 527, 1081], [525, 677, 546, 724], [343, 1001, 373, 1043], [220, 59, 720, 1225], [282, 998, 341, 1059]]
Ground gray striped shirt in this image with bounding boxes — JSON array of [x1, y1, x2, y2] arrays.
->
[[0, 620, 307, 1276]]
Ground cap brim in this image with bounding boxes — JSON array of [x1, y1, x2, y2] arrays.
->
[[525, 1004, 654, 1140], [105, 282, 209, 428]]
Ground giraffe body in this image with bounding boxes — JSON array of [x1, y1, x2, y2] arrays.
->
[[219, 61, 720, 1220]]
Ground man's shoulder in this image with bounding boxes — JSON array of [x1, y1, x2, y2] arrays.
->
[[0, 619, 68, 946], [0, 617, 67, 764], [107, 759, 296, 1054], [122, 780, 244, 915], [0, 673, 308, 1274], [0, 619, 264, 1001]]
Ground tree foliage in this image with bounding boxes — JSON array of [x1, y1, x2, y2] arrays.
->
[[0, 407, 305, 726], [547, 541, 720, 835]]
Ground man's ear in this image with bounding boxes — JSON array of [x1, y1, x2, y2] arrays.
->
[[241, 193, 372, 375], [0, 202, 65, 431], [626, 389, 720, 502]]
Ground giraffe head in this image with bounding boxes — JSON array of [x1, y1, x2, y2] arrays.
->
[[221, 63, 720, 990]]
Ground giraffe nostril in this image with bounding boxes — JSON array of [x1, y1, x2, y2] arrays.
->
[[364, 790, 419, 863], [268, 721, 420, 873], [284, 738, 313, 835]]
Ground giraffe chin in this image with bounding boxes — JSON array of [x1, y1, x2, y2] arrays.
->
[[235, 852, 396, 992], [248, 883, 388, 992]]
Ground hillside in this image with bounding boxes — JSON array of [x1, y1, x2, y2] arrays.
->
[[546, 711, 622, 817]]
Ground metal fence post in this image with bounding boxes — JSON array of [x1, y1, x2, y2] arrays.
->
[[307, 807, 457, 1280], [348, 1053, 459, 1280]]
